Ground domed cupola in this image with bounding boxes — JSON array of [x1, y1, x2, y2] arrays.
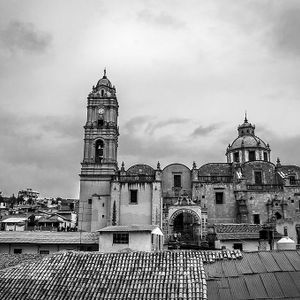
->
[[226, 115, 271, 164], [238, 115, 255, 136], [89, 69, 116, 98]]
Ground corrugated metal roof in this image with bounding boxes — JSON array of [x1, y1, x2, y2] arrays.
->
[[260, 273, 284, 299], [228, 277, 249, 299], [285, 251, 300, 270], [275, 272, 300, 298], [258, 251, 281, 272], [205, 250, 300, 300], [272, 251, 295, 271]]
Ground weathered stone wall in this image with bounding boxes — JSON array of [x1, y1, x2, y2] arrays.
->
[[242, 161, 275, 184], [162, 164, 191, 195]]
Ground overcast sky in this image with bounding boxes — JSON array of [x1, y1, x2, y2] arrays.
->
[[0, 0, 300, 198]]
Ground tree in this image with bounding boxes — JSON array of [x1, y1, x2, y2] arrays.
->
[[112, 201, 117, 226]]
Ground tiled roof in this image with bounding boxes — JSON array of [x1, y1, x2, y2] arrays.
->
[[205, 250, 300, 299], [0, 251, 208, 300], [97, 224, 161, 232], [0, 254, 42, 270], [214, 223, 282, 240], [0, 232, 99, 244], [198, 163, 232, 177]]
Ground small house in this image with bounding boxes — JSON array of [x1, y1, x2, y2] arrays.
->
[[98, 224, 164, 252]]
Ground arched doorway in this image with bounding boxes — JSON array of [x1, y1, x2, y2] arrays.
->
[[169, 209, 201, 247]]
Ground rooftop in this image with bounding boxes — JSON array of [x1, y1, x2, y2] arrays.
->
[[0, 232, 99, 244], [205, 250, 300, 299], [0, 250, 211, 300], [214, 223, 282, 240], [98, 224, 163, 235]]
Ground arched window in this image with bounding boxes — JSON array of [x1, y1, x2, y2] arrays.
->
[[101, 90, 104, 97], [95, 140, 104, 163], [275, 212, 282, 220]]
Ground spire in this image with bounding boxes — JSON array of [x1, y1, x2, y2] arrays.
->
[[244, 110, 248, 123]]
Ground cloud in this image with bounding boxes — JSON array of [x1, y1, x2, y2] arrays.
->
[[272, 7, 300, 56], [0, 21, 52, 54], [0, 109, 82, 197], [119, 117, 226, 168], [145, 118, 189, 135], [192, 124, 220, 137], [137, 10, 185, 29]]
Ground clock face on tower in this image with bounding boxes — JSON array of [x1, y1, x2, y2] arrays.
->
[[98, 108, 105, 115]]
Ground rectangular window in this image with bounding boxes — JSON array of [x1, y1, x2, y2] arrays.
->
[[174, 175, 181, 188], [233, 243, 243, 251], [234, 152, 239, 162], [13, 249, 22, 254], [130, 190, 138, 204], [290, 176, 296, 185], [113, 233, 129, 244], [254, 171, 262, 184], [215, 192, 224, 204], [263, 152, 268, 161], [39, 250, 50, 255], [249, 151, 256, 161], [253, 214, 260, 224], [88, 198, 92, 205]]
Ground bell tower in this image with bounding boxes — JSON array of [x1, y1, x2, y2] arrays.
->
[[79, 70, 119, 232]]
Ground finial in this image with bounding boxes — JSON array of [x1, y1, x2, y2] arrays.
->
[[244, 110, 248, 123], [103, 68, 107, 78], [276, 157, 281, 167], [120, 161, 125, 172], [192, 161, 197, 169], [157, 161, 161, 170]]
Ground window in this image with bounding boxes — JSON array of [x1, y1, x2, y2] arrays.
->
[[98, 119, 104, 127], [234, 152, 239, 163], [254, 171, 262, 184], [130, 190, 138, 204], [249, 151, 256, 161], [113, 233, 129, 244], [88, 198, 92, 205], [14, 249, 22, 254], [102, 215, 105, 218], [233, 243, 243, 251], [40, 250, 50, 255], [174, 175, 181, 188], [263, 152, 268, 161], [290, 176, 296, 185], [95, 140, 104, 163], [275, 212, 282, 220], [215, 192, 224, 204], [101, 89, 104, 97], [102, 203, 105, 207], [253, 214, 260, 224]]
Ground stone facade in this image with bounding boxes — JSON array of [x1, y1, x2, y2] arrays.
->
[[79, 74, 300, 246]]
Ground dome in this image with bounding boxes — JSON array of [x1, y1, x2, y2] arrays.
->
[[226, 115, 271, 163], [127, 164, 155, 176], [230, 135, 268, 150], [96, 69, 112, 88]]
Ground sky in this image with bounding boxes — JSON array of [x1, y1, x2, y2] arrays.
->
[[0, 0, 300, 198]]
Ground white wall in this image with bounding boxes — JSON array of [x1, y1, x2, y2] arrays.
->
[[99, 232, 154, 253]]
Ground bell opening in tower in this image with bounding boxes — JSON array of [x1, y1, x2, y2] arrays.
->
[[95, 140, 104, 163]]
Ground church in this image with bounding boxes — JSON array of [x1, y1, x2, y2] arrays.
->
[[78, 72, 300, 248]]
